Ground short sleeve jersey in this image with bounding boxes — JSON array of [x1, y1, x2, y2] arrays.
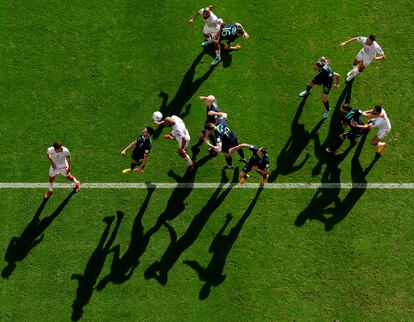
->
[[312, 64, 334, 86], [357, 37, 384, 56], [133, 135, 152, 158], [371, 109, 391, 130], [248, 145, 270, 170], [342, 109, 364, 134], [171, 115, 190, 141], [220, 23, 239, 44], [47, 146, 70, 167], [206, 101, 220, 124], [198, 8, 221, 29]]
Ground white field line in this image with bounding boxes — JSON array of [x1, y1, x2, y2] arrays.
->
[[0, 182, 413, 189]]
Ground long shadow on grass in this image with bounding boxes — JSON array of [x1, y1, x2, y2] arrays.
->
[[295, 133, 380, 231], [268, 95, 324, 183], [183, 187, 263, 300], [96, 186, 156, 290], [153, 50, 216, 139], [71, 212, 124, 321], [2, 191, 75, 278], [144, 168, 238, 285]]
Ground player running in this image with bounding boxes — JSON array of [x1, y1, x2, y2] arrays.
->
[[219, 22, 249, 51], [352, 105, 391, 154], [229, 144, 270, 185], [45, 142, 80, 199], [154, 115, 195, 171], [187, 5, 224, 66], [325, 104, 365, 154], [203, 121, 246, 169], [340, 35, 385, 82], [121, 127, 154, 175], [299, 57, 340, 119]]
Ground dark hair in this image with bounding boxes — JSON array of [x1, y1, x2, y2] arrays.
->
[[342, 103, 352, 111], [146, 127, 155, 136], [53, 141, 62, 149], [368, 34, 376, 41], [373, 105, 382, 113], [260, 147, 268, 155], [315, 61, 324, 68], [204, 122, 215, 131]]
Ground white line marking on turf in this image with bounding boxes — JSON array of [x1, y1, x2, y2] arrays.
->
[[0, 183, 413, 189]]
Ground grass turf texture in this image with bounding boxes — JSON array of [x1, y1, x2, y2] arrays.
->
[[1, 0, 413, 321]]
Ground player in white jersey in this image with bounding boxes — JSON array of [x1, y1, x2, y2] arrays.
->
[[45, 141, 80, 199], [187, 5, 224, 66], [351, 105, 391, 154], [340, 35, 385, 81], [153, 115, 195, 171]]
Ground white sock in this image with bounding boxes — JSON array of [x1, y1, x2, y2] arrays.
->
[[73, 177, 78, 184], [48, 182, 54, 191], [377, 142, 385, 147]]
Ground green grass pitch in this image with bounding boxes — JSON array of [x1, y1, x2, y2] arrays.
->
[[1, 1, 413, 321]]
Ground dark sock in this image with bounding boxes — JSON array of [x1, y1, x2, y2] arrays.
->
[[333, 138, 344, 150], [306, 86, 312, 92], [225, 156, 232, 166], [323, 101, 330, 111], [237, 149, 245, 159], [130, 163, 137, 170], [192, 138, 204, 149]]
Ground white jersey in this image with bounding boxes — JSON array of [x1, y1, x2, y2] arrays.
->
[[199, 8, 222, 34], [171, 115, 190, 143], [47, 146, 70, 168], [357, 37, 384, 57], [371, 109, 391, 130]]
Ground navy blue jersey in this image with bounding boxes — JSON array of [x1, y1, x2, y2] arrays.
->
[[342, 109, 364, 134], [206, 101, 220, 124], [248, 145, 270, 170], [220, 23, 240, 44], [312, 64, 334, 86], [132, 135, 152, 160]]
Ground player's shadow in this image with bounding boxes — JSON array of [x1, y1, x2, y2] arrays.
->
[[295, 133, 380, 231], [153, 50, 216, 139], [220, 49, 233, 69], [71, 212, 124, 321], [2, 191, 75, 279], [183, 187, 263, 300], [144, 168, 238, 285], [96, 186, 156, 291], [312, 80, 354, 176], [269, 96, 324, 183]]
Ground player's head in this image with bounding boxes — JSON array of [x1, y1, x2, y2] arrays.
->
[[204, 122, 216, 133], [366, 35, 376, 45], [372, 105, 382, 115], [203, 7, 211, 19], [143, 127, 154, 137], [206, 95, 216, 105], [314, 60, 324, 71], [53, 141, 63, 152], [341, 103, 352, 112], [163, 117, 173, 126], [236, 25, 244, 36], [258, 147, 268, 157]]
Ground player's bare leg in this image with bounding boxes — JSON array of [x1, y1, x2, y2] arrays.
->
[[66, 173, 81, 192], [371, 136, 387, 154], [321, 93, 330, 118]]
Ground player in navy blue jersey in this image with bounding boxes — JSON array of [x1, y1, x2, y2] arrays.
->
[[203, 122, 246, 169], [299, 57, 340, 119], [229, 144, 270, 185], [325, 104, 365, 154], [121, 127, 154, 174], [191, 95, 228, 159], [219, 23, 249, 51]]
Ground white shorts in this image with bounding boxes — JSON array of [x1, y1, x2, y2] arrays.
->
[[356, 49, 374, 67], [376, 128, 391, 140], [203, 25, 220, 40], [49, 166, 69, 177], [176, 137, 190, 149]]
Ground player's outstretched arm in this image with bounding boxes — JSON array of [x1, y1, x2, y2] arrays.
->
[[333, 72, 340, 88], [340, 37, 358, 47], [187, 10, 200, 25], [121, 141, 136, 156], [228, 143, 249, 154], [375, 54, 385, 61]]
